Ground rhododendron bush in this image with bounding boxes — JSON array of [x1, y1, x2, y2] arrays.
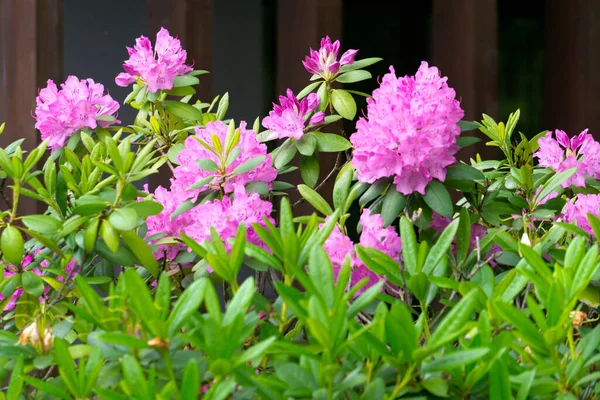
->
[[0, 29, 600, 399]]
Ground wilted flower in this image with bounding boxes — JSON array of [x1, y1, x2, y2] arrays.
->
[[172, 121, 276, 197], [303, 36, 358, 80], [534, 129, 600, 188], [351, 62, 464, 195], [323, 209, 401, 295], [115, 27, 192, 93], [562, 193, 600, 235], [262, 90, 324, 140], [34, 76, 120, 150]]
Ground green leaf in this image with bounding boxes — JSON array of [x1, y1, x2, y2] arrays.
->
[[381, 187, 406, 226], [297, 184, 333, 215], [223, 277, 255, 326], [163, 100, 203, 121], [296, 133, 318, 156], [7, 355, 24, 400], [22, 271, 44, 297], [458, 120, 481, 132], [232, 155, 266, 176], [23, 376, 70, 400], [385, 301, 418, 363], [122, 231, 159, 278], [427, 289, 480, 351], [98, 332, 149, 349], [181, 360, 200, 400], [335, 70, 371, 83], [235, 336, 276, 366], [172, 75, 200, 87], [122, 355, 149, 397], [167, 278, 207, 337], [297, 81, 321, 99], [300, 155, 320, 188], [273, 139, 297, 169], [21, 215, 61, 235], [494, 300, 547, 355], [489, 359, 511, 400], [100, 220, 119, 253], [456, 208, 471, 266], [422, 348, 489, 373], [1, 226, 23, 265], [400, 217, 418, 275], [313, 132, 352, 152], [456, 136, 481, 147], [54, 339, 81, 397], [331, 89, 357, 120], [196, 158, 219, 172], [108, 208, 139, 232], [338, 57, 382, 73], [422, 219, 459, 275], [126, 200, 164, 218], [534, 168, 577, 205], [333, 163, 353, 210], [423, 180, 453, 218]]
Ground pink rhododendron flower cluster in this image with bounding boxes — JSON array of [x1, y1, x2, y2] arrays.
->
[[562, 194, 600, 235], [34, 76, 120, 150], [351, 62, 464, 195], [534, 129, 600, 188], [0, 252, 77, 311], [172, 121, 277, 196], [145, 184, 273, 258], [303, 36, 358, 80], [262, 89, 325, 140], [115, 28, 192, 93], [323, 209, 401, 295]]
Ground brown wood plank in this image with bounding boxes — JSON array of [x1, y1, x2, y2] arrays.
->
[[544, 0, 600, 136], [432, 0, 499, 160]]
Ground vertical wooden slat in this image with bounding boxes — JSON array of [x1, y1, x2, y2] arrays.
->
[[146, 0, 213, 191], [432, 0, 499, 159], [544, 0, 600, 136], [276, 0, 342, 213]]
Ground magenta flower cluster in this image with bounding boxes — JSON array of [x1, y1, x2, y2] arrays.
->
[[534, 129, 600, 188], [34, 76, 120, 150], [322, 209, 401, 295], [262, 89, 324, 140], [172, 121, 277, 196], [351, 62, 464, 195], [303, 36, 358, 80], [1, 251, 77, 311], [145, 122, 276, 259], [562, 194, 600, 235], [115, 28, 192, 93]]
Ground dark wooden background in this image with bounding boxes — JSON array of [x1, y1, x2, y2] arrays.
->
[[1, 0, 597, 214]]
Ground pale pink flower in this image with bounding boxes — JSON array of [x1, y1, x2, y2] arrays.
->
[[303, 36, 358, 80], [534, 129, 600, 188], [351, 62, 464, 195], [34, 76, 120, 150], [562, 194, 600, 235], [115, 28, 192, 93], [172, 121, 277, 197], [262, 90, 325, 140]]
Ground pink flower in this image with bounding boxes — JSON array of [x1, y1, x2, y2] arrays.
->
[[534, 129, 600, 188], [172, 121, 277, 197], [262, 90, 324, 140], [303, 36, 358, 80], [562, 194, 600, 235], [351, 62, 464, 195], [145, 184, 273, 262], [322, 209, 402, 295], [115, 28, 192, 93], [34, 76, 120, 150]]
